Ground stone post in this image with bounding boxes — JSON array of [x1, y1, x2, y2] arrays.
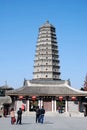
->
[[26, 100, 29, 112], [65, 99, 68, 112]]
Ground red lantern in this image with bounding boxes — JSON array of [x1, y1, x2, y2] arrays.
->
[[32, 96, 36, 100], [19, 96, 23, 99], [59, 96, 63, 101], [71, 96, 76, 101]]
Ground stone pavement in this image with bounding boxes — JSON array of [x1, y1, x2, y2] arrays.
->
[[0, 112, 87, 130]]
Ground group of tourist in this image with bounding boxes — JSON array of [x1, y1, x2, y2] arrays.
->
[[10, 107, 22, 125], [36, 106, 45, 123], [10, 106, 45, 125]]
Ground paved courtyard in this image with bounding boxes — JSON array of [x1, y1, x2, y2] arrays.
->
[[0, 113, 87, 130]]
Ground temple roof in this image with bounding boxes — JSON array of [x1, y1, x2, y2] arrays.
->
[[0, 85, 14, 90], [6, 80, 87, 96], [0, 96, 12, 106]]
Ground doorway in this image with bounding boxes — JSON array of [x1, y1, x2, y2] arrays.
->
[[29, 100, 38, 111], [56, 100, 65, 113]]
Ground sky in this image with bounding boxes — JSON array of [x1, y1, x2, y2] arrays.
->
[[0, 0, 87, 89]]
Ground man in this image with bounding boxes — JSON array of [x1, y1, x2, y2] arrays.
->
[[16, 108, 22, 124], [40, 106, 45, 124], [35, 106, 40, 123]]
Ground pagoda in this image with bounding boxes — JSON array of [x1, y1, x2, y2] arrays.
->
[[33, 21, 60, 80]]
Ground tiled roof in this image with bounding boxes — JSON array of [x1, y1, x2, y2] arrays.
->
[[0, 96, 12, 106], [6, 80, 87, 96]]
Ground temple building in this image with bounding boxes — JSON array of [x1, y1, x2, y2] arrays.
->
[[0, 85, 12, 116], [6, 21, 87, 115]]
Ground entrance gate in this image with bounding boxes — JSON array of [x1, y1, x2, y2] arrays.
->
[[56, 100, 65, 113]]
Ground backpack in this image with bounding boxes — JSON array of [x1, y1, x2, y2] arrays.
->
[[41, 108, 45, 114]]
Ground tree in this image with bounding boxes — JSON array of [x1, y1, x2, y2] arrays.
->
[[84, 74, 87, 91], [0, 89, 5, 96]]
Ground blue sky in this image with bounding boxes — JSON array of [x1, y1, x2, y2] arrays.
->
[[0, 0, 87, 89]]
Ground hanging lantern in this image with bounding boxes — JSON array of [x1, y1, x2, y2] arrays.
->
[[59, 96, 63, 101], [71, 96, 76, 101], [19, 96, 23, 99], [32, 96, 36, 100]]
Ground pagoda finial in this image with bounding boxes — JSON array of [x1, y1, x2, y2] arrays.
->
[[46, 20, 49, 23]]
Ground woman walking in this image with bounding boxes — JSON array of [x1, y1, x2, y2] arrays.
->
[[10, 108, 16, 125]]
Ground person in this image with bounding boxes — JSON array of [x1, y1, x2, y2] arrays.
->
[[16, 108, 22, 124], [3, 108, 7, 117], [58, 106, 61, 113], [35, 106, 40, 123], [10, 108, 16, 124], [84, 107, 87, 117], [39, 106, 45, 124]]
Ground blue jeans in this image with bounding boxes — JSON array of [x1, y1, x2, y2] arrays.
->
[[40, 114, 44, 124]]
